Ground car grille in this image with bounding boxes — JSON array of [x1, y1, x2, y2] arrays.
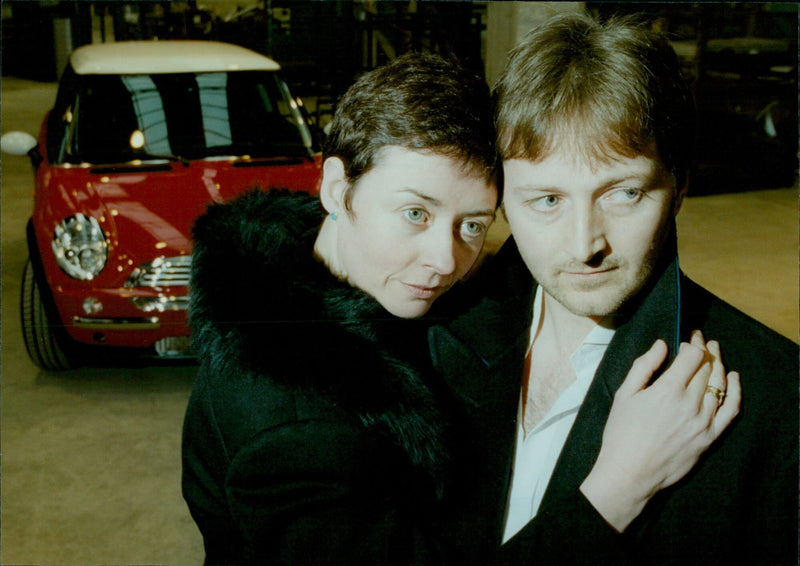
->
[[155, 336, 192, 357], [124, 255, 192, 288]]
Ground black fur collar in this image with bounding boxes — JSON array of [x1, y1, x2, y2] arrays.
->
[[190, 189, 446, 477]]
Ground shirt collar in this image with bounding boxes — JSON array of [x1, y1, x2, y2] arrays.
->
[[529, 286, 616, 349]]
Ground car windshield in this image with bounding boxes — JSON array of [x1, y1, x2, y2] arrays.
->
[[61, 70, 315, 164]]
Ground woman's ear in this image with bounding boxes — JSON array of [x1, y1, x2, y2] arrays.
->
[[320, 157, 348, 216]]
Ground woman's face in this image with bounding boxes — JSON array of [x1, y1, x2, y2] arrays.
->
[[320, 146, 497, 318]]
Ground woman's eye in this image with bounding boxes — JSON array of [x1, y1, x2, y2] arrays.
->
[[403, 208, 428, 223], [461, 221, 486, 238]]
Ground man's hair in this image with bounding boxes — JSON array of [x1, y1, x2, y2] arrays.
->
[[324, 52, 499, 208], [495, 12, 695, 190]]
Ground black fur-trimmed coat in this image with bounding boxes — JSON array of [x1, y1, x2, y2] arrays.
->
[[181, 190, 451, 565]]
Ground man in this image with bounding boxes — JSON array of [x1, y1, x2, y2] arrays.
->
[[431, 13, 798, 565]]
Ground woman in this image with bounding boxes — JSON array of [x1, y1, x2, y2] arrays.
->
[[181, 53, 738, 565]]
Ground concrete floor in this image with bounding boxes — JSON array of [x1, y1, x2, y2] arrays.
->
[[1, 77, 797, 566]]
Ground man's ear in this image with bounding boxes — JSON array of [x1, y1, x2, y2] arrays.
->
[[320, 157, 348, 215], [673, 178, 689, 216]]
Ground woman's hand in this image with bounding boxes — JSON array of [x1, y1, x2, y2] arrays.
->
[[579, 331, 741, 532]]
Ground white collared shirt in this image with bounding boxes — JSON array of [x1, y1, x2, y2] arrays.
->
[[502, 286, 615, 543]]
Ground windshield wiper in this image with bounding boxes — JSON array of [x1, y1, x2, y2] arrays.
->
[[135, 153, 189, 166]]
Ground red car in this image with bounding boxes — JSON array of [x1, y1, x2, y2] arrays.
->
[[3, 40, 322, 370]]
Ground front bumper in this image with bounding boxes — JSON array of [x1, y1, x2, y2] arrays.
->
[[53, 286, 191, 351], [72, 316, 161, 330]]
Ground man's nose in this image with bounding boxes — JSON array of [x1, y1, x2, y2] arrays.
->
[[570, 205, 608, 262]]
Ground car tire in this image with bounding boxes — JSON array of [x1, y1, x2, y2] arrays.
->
[[20, 259, 77, 370]]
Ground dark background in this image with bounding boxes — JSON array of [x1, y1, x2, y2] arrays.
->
[[3, 1, 797, 194]]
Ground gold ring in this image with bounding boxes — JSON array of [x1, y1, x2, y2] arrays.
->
[[705, 384, 726, 405]]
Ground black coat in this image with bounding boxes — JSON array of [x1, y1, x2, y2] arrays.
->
[[430, 237, 799, 566], [182, 190, 451, 565]]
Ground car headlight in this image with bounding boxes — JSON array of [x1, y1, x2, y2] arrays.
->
[[51, 213, 108, 280]]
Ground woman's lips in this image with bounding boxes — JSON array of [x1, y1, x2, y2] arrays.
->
[[403, 283, 443, 299]]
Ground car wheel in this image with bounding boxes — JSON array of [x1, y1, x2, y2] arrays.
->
[[20, 259, 77, 370]]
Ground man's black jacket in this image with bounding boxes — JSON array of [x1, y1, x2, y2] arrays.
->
[[431, 237, 799, 566]]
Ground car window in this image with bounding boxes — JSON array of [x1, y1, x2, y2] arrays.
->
[[60, 70, 315, 165]]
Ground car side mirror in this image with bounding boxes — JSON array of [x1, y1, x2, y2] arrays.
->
[[1, 131, 43, 168], [1, 131, 37, 155]]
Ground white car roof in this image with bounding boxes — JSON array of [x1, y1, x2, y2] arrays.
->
[[70, 40, 281, 75]]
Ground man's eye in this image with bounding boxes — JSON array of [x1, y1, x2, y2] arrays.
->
[[607, 188, 643, 203], [531, 195, 561, 211], [403, 208, 428, 223]]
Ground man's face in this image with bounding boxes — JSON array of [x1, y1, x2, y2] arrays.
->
[[502, 148, 682, 320]]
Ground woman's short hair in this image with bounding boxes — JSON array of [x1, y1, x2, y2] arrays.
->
[[323, 52, 499, 208], [495, 12, 695, 190]]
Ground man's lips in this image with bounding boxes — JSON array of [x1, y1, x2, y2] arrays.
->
[[564, 268, 615, 275], [561, 266, 618, 280]]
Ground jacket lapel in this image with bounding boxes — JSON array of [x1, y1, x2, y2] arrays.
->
[[428, 239, 536, 546], [429, 238, 536, 410]]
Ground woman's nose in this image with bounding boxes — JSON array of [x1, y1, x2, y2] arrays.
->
[[420, 228, 457, 275]]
